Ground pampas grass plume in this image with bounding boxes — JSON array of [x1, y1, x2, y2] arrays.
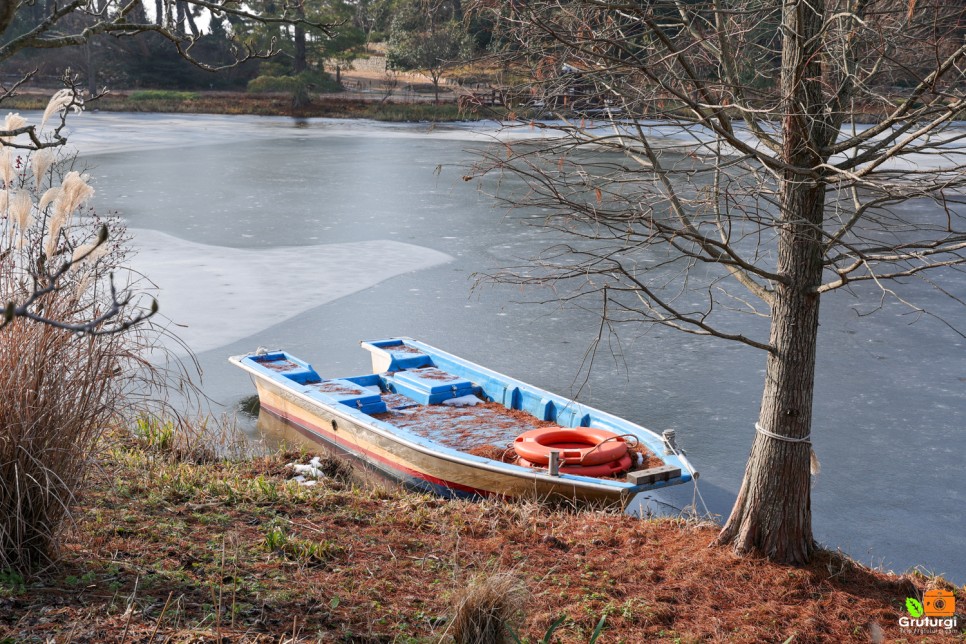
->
[[10, 190, 33, 231], [45, 172, 94, 258], [41, 89, 82, 130], [0, 147, 13, 188], [32, 149, 54, 187], [44, 221, 62, 259], [4, 113, 26, 130], [39, 187, 60, 212], [2, 113, 26, 143], [10, 190, 33, 249], [46, 207, 70, 259], [70, 240, 109, 267], [55, 171, 94, 219]]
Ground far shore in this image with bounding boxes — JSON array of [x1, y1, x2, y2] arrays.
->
[[3, 86, 500, 122], [4, 83, 934, 125]]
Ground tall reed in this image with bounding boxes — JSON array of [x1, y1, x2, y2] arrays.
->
[[0, 299, 137, 571], [0, 103, 162, 572]]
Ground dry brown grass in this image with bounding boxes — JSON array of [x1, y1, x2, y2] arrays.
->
[[0, 299, 139, 572], [449, 572, 527, 644], [0, 437, 961, 642], [0, 142, 171, 574]]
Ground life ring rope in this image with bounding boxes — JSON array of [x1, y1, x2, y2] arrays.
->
[[578, 432, 640, 464]]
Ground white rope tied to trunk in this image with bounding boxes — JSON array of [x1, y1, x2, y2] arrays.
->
[[755, 422, 821, 475], [755, 422, 810, 443]]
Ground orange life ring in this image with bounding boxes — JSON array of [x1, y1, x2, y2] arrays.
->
[[517, 452, 634, 477], [513, 427, 629, 467]]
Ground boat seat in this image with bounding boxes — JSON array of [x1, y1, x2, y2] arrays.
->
[[389, 353, 434, 371], [249, 353, 320, 384], [385, 367, 477, 405], [363, 339, 435, 372], [306, 379, 387, 414]]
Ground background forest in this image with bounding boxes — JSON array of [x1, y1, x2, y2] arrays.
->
[[1, 0, 493, 94]]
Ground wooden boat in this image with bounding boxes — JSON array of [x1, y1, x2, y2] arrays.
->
[[230, 338, 697, 507]]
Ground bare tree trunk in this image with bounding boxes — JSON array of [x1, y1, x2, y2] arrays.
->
[[293, 0, 307, 74], [177, 0, 199, 37], [0, 0, 17, 37], [717, 183, 824, 563], [86, 41, 97, 96], [294, 25, 307, 73], [716, 0, 830, 564]]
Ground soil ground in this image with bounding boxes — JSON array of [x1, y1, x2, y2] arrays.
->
[[0, 432, 962, 643]]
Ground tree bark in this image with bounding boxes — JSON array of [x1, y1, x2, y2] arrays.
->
[[0, 0, 17, 38], [294, 25, 307, 73], [293, 0, 307, 74], [716, 185, 824, 563], [86, 41, 97, 96], [177, 0, 200, 37], [716, 0, 830, 564]]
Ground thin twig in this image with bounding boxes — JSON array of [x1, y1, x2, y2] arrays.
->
[[148, 591, 174, 643]]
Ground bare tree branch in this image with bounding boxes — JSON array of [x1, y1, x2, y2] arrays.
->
[[0, 0, 338, 71], [473, 0, 966, 563]]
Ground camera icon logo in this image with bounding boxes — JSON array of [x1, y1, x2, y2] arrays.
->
[[923, 589, 956, 618]]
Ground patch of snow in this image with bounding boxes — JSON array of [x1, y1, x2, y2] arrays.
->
[[288, 456, 328, 484], [442, 394, 483, 407]]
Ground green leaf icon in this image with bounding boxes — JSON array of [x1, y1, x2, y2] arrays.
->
[[906, 597, 924, 618]]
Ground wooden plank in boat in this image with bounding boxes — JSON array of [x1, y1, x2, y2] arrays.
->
[[627, 465, 682, 485]]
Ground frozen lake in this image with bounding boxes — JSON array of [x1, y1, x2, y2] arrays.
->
[[48, 111, 966, 585]]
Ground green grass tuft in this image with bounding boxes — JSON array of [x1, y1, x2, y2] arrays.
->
[[128, 89, 199, 102]]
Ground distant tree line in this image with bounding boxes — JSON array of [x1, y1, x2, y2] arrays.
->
[[3, 0, 962, 99], [0, 0, 504, 93]]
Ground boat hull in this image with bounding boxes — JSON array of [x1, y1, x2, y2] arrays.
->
[[252, 376, 638, 506]]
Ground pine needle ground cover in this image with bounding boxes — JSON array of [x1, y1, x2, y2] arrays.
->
[[0, 432, 961, 643]]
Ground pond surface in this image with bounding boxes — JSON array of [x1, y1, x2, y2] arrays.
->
[[54, 112, 965, 584]]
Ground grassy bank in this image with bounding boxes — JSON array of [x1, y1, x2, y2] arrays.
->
[[0, 429, 961, 643], [1, 90, 497, 122]]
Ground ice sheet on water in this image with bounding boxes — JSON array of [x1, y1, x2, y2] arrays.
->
[[126, 228, 452, 355], [21, 109, 966, 175]]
